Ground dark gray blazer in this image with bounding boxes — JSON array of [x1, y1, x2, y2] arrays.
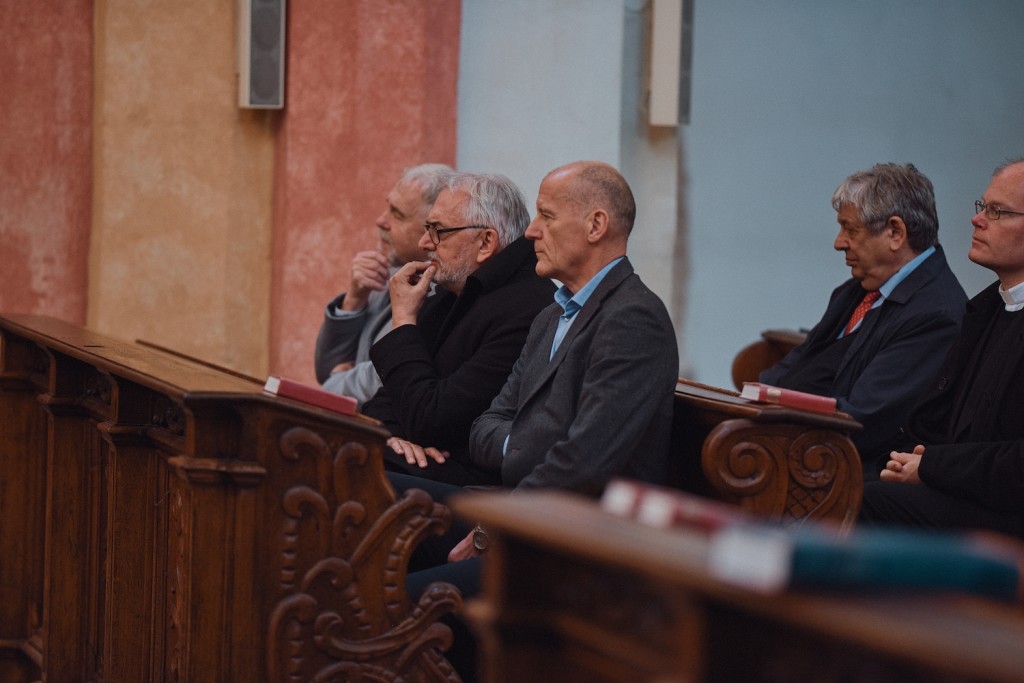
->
[[469, 258, 679, 496], [314, 288, 393, 404]]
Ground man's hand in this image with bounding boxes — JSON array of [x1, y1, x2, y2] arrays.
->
[[340, 250, 391, 312], [448, 529, 482, 562], [389, 261, 435, 327], [879, 444, 924, 484], [386, 436, 448, 468]]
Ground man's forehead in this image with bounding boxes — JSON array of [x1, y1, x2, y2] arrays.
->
[[990, 164, 1024, 197], [389, 180, 425, 208], [428, 188, 470, 221]]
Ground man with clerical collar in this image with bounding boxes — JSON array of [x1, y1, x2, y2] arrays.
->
[[860, 158, 1024, 538], [759, 163, 966, 477]]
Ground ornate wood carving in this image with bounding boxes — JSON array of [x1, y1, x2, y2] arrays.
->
[[0, 315, 463, 683], [701, 418, 861, 528], [267, 426, 462, 683]]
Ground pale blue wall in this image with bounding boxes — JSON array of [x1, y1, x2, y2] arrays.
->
[[459, 0, 1024, 387], [684, 0, 1024, 386]]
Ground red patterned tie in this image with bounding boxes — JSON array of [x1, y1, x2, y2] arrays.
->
[[844, 290, 881, 336]]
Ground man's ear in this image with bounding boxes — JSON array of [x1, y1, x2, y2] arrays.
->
[[586, 209, 610, 244], [886, 216, 908, 251], [476, 228, 500, 263]]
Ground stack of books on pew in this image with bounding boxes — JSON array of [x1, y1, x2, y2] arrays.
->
[[601, 479, 1022, 602]]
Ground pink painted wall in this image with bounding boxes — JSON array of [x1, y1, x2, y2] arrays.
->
[[1, 1, 459, 383], [0, 2, 93, 324], [270, 0, 461, 382]]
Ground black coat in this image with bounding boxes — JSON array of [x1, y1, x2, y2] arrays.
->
[[911, 282, 1024, 514], [362, 236, 555, 476]]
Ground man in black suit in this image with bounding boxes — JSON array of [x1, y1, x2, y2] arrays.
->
[[860, 158, 1024, 538], [391, 161, 678, 680], [759, 163, 966, 476], [362, 172, 555, 487]]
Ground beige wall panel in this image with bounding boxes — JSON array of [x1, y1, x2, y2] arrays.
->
[[89, 0, 274, 377]]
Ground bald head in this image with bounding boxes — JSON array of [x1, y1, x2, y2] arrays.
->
[[526, 161, 635, 291], [545, 161, 637, 237]]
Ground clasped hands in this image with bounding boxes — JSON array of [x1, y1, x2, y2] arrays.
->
[[879, 444, 924, 484]]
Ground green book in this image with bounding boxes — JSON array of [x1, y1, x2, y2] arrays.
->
[[707, 525, 1021, 602]]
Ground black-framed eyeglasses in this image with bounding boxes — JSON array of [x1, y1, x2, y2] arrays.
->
[[975, 200, 1024, 221], [423, 221, 489, 245]]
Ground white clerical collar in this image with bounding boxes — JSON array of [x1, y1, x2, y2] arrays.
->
[[998, 281, 1024, 312]]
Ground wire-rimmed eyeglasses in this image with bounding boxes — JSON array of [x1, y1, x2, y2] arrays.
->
[[975, 200, 1024, 221]]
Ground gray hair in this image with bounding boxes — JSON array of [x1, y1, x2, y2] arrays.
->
[[400, 163, 456, 206], [831, 162, 938, 252], [446, 172, 530, 248]]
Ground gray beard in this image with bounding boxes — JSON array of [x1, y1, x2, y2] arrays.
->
[[430, 256, 476, 293]]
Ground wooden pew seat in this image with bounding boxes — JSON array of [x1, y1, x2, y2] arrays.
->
[[456, 490, 1024, 683], [0, 314, 461, 683]]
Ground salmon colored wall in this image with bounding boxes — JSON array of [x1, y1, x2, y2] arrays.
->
[[270, 0, 460, 382], [0, 2, 93, 325], [2, 1, 459, 382]]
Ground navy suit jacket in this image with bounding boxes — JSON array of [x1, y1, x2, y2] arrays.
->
[[760, 245, 966, 469], [469, 258, 679, 496]]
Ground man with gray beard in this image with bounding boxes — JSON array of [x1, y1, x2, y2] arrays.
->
[[361, 172, 556, 486]]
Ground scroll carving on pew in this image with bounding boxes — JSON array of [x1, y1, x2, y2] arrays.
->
[[701, 418, 861, 528], [267, 427, 462, 683], [672, 379, 862, 529], [0, 314, 462, 683]]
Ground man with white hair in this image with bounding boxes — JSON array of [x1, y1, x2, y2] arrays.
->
[[314, 163, 455, 405], [362, 172, 556, 486]]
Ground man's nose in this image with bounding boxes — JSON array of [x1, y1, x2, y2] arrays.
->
[[525, 218, 541, 240]]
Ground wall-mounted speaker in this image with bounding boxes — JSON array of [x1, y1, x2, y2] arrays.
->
[[649, 0, 694, 126], [238, 0, 286, 109]]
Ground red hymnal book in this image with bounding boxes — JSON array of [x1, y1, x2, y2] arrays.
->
[[740, 382, 837, 415], [263, 376, 358, 415], [601, 478, 747, 533]]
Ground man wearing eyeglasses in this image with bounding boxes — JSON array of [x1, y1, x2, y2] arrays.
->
[[861, 159, 1024, 538], [759, 163, 966, 477], [389, 161, 678, 681], [361, 172, 555, 486], [314, 163, 455, 406]]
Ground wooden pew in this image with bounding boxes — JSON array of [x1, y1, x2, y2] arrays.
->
[[730, 328, 806, 389], [672, 379, 862, 530], [456, 490, 1024, 683], [0, 314, 460, 683]]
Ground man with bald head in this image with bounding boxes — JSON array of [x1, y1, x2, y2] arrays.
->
[[390, 162, 678, 679]]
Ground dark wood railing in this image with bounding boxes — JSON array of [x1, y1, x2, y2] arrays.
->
[[0, 314, 460, 683]]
